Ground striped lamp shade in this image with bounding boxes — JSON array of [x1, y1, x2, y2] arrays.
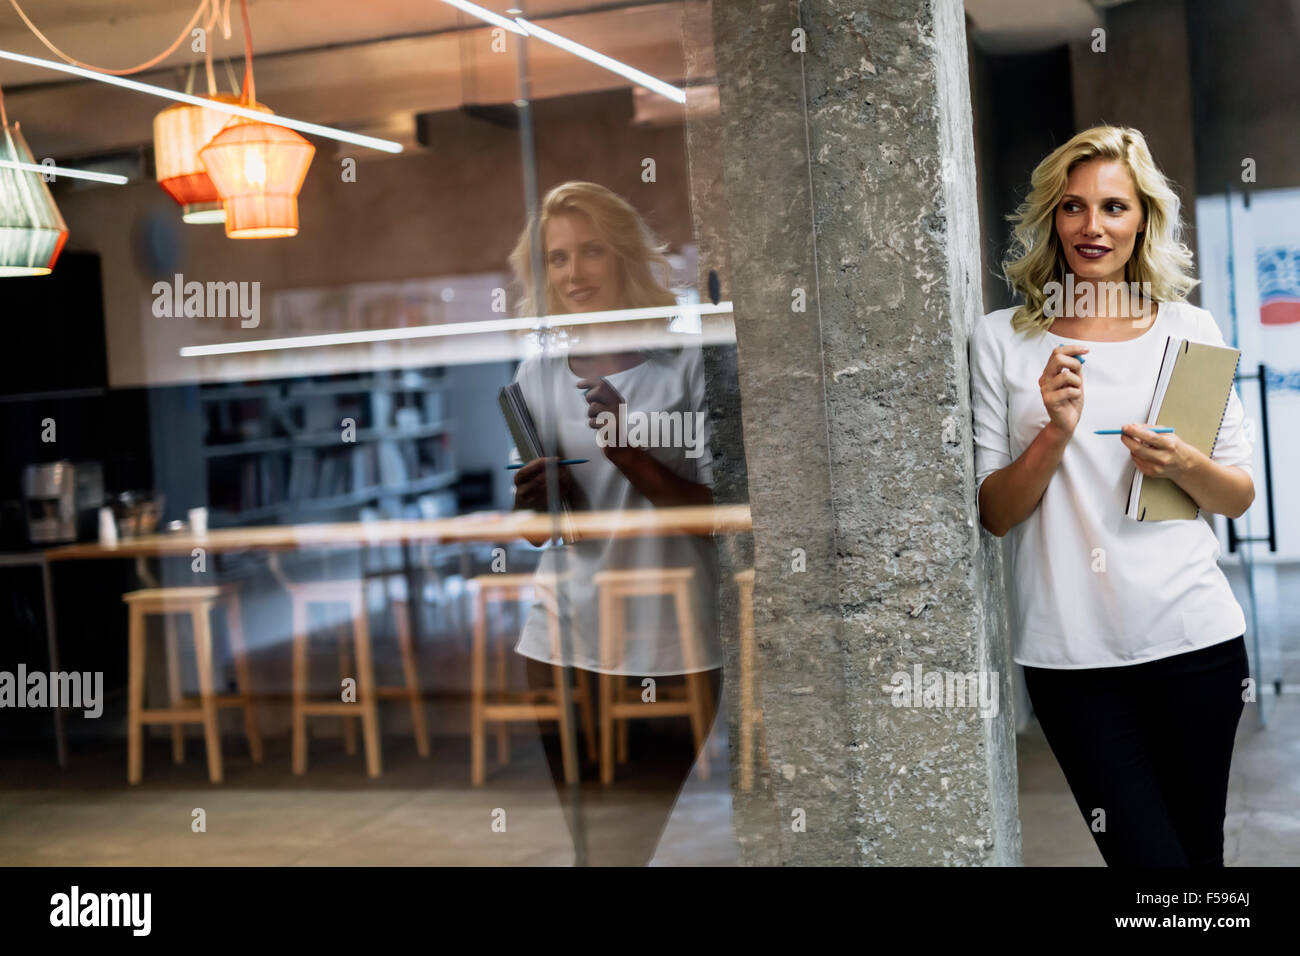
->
[[199, 112, 315, 239], [0, 122, 68, 277], [153, 94, 273, 225]]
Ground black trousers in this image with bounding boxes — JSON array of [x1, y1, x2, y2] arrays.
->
[[1023, 635, 1249, 867], [524, 654, 723, 866]]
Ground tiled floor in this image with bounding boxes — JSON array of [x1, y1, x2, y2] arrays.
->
[[0, 722, 741, 867], [5, 696, 1294, 866]]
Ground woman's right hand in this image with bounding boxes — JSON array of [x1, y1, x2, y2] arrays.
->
[[1039, 345, 1089, 436], [512, 457, 579, 512]]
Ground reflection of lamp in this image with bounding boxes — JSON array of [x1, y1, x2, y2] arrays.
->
[[154, 93, 272, 224], [199, 114, 315, 238], [196, 0, 315, 239], [0, 121, 67, 276]]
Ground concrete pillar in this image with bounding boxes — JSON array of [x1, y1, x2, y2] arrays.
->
[[680, 0, 782, 862], [692, 0, 1020, 865]]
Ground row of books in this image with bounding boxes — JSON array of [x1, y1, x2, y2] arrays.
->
[[225, 438, 448, 511]]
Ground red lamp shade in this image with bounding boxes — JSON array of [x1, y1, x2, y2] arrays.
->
[[199, 113, 315, 239], [153, 94, 272, 224]]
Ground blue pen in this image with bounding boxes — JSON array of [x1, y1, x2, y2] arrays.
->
[[1094, 428, 1174, 435], [1056, 343, 1084, 364], [506, 458, 590, 469]]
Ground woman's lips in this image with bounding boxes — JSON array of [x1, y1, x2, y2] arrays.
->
[[1075, 245, 1111, 260], [568, 287, 597, 302]]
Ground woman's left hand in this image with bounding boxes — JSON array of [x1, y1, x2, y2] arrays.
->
[[1120, 424, 1200, 480]]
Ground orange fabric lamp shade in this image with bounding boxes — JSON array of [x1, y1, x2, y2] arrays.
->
[[199, 113, 314, 239], [153, 94, 270, 224]]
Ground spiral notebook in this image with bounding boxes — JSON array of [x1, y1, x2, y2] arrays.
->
[[1126, 337, 1242, 521], [498, 383, 578, 541]]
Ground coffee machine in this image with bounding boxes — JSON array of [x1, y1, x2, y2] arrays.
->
[[22, 461, 104, 544]]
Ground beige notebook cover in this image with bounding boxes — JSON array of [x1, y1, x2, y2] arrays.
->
[[1127, 338, 1242, 521]]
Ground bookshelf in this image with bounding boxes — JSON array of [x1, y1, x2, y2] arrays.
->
[[200, 368, 458, 527]]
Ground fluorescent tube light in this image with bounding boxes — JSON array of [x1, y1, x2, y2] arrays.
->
[[180, 301, 734, 357], [0, 48, 404, 154], [0, 158, 128, 184], [441, 0, 527, 34], [513, 18, 686, 104], [436, 1, 685, 104]]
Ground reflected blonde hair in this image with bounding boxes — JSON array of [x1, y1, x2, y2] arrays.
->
[[508, 181, 678, 317], [1001, 125, 1198, 335]]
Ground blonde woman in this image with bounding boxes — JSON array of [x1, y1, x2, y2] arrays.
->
[[506, 182, 721, 865], [970, 126, 1254, 867]]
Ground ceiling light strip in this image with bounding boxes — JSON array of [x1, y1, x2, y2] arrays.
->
[[436, 1, 685, 104], [0, 158, 128, 184], [513, 18, 686, 104], [180, 301, 734, 357], [441, 0, 528, 35], [0, 48, 403, 153]]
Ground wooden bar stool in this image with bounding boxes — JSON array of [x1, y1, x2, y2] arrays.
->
[[385, 594, 432, 760], [593, 567, 715, 785], [470, 573, 597, 786], [124, 586, 262, 784], [288, 577, 426, 778], [735, 568, 768, 791]]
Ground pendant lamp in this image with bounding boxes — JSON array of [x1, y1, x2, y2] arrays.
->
[[0, 120, 67, 276], [196, 0, 314, 239], [199, 112, 314, 238], [154, 92, 271, 224]]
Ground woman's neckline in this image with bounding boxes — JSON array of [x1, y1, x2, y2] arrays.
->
[[1045, 300, 1168, 344], [565, 351, 649, 378]]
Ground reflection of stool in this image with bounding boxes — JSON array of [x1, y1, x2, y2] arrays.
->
[[735, 569, 768, 791], [593, 568, 714, 785], [288, 579, 426, 778], [470, 574, 596, 786], [381, 592, 432, 759], [124, 586, 262, 784]]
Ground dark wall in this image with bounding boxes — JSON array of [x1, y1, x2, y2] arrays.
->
[[0, 389, 153, 504], [1188, 0, 1300, 194], [969, 45, 1076, 312]]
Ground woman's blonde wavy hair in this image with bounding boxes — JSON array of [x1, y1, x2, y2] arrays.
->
[[1001, 125, 1198, 335], [508, 181, 678, 317]]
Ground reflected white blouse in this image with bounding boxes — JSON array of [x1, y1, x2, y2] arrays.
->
[[508, 344, 721, 676]]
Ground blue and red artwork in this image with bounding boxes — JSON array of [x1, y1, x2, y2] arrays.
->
[[1257, 246, 1300, 325]]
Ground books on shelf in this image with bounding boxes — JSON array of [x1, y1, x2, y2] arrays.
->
[[378, 441, 409, 487], [202, 369, 460, 523], [287, 449, 316, 500]]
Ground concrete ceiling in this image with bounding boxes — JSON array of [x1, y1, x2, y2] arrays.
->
[[965, 0, 1105, 54], [0, 0, 617, 78], [0, 0, 687, 158], [0, 0, 1115, 161]]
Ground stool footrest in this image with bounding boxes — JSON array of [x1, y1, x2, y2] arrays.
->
[[483, 702, 564, 720], [176, 695, 254, 706], [375, 686, 423, 700], [608, 701, 693, 719], [138, 709, 214, 724], [297, 702, 369, 716]]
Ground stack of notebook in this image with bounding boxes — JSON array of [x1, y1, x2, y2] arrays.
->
[[499, 383, 578, 541], [1126, 337, 1242, 521]]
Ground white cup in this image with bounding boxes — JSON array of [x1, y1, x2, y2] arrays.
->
[[98, 507, 118, 546], [188, 507, 209, 536]]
